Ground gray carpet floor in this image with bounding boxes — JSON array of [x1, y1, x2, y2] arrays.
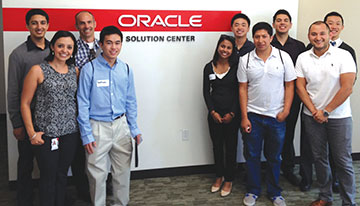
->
[[1, 114, 359, 205]]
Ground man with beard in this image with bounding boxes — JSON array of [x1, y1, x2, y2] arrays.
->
[[296, 21, 356, 206]]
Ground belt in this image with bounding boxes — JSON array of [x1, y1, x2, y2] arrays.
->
[[257, 114, 272, 118], [115, 113, 125, 120], [250, 112, 272, 118]]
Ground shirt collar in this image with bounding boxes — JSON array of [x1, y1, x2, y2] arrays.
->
[[330, 38, 343, 48], [253, 46, 277, 60], [242, 39, 252, 47], [310, 44, 333, 58], [78, 37, 100, 50], [97, 53, 118, 68], [272, 35, 295, 46], [26, 35, 49, 51]]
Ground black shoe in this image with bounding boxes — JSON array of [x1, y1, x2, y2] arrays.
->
[[332, 181, 339, 193], [283, 172, 300, 186], [299, 182, 311, 192], [106, 174, 113, 196]]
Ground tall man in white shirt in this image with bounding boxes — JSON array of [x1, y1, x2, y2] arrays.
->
[[300, 11, 358, 193], [238, 22, 296, 206], [296, 21, 356, 206]]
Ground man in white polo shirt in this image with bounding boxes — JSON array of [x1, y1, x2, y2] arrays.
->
[[238, 22, 296, 206], [295, 21, 356, 206]]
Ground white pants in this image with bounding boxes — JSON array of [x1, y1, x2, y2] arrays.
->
[[86, 116, 133, 206]]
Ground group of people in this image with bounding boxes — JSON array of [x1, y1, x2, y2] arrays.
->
[[7, 7, 357, 206], [8, 9, 141, 206], [203, 10, 357, 206]]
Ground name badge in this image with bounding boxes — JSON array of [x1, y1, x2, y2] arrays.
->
[[51, 138, 59, 151], [209, 74, 216, 80], [97, 79, 109, 87]]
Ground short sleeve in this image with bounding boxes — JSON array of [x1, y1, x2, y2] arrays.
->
[[340, 50, 356, 74], [295, 53, 305, 78]]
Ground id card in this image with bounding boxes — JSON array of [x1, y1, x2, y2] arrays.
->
[[209, 74, 216, 80], [51, 138, 59, 151], [97, 79, 109, 87]]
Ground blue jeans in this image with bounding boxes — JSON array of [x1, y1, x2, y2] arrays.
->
[[243, 113, 285, 197]]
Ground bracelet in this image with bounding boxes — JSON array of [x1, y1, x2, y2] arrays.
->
[[31, 133, 36, 140], [230, 112, 235, 118]]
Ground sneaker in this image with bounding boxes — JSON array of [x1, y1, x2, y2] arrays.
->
[[243, 193, 258, 206], [272, 196, 286, 206]]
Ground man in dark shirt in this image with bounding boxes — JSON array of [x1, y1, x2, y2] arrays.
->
[[271, 9, 305, 188], [230, 13, 255, 58], [324, 11, 356, 65], [7, 9, 49, 206]]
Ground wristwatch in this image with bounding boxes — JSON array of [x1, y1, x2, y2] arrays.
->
[[323, 109, 330, 117]]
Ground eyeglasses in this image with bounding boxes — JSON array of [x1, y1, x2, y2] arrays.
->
[[89, 49, 96, 61]]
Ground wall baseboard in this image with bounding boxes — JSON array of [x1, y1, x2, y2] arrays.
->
[[8, 153, 360, 189], [130, 152, 360, 180]]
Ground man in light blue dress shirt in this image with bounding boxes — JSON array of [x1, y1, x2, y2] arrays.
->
[[77, 25, 142, 206]]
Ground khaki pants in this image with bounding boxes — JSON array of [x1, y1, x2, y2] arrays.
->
[[86, 116, 133, 206]]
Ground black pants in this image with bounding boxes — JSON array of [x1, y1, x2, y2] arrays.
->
[[208, 114, 239, 182], [281, 93, 301, 174], [35, 132, 79, 206], [71, 138, 89, 198], [299, 113, 314, 185], [17, 136, 36, 206]]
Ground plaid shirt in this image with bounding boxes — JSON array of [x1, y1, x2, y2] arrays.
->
[[75, 38, 100, 69]]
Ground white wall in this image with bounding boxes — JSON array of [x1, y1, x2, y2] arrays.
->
[[297, 0, 360, 153], [5, 0, 360, 183]]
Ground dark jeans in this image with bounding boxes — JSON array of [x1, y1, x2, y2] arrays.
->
[[35, 132, 79, 206], [17, 136, 36, 206], [243, 113, 285, 197], [281, 93, 301, 174], [208, 114, 239, 182]]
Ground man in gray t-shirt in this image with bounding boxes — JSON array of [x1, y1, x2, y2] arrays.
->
[[7, 9, 49, 206]]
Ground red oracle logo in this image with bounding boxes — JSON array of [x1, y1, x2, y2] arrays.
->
[[118, 14, 202, 28], [3, 8, 240, 32]]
